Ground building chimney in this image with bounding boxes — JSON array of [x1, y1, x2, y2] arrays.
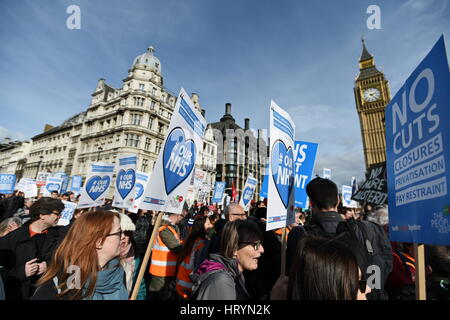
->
[[225, 103, 231, 115], [244, 118, 250, 130]]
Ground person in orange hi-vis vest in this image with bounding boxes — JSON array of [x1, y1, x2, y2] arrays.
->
[[148, 211, 185, 300], [175, 216, 213, 299]]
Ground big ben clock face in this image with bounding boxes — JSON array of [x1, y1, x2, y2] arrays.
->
[[363, 88, 381, 102]]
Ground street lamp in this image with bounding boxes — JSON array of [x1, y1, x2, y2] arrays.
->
[[97, 146, 103, 161]]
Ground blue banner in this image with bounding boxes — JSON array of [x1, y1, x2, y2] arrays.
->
[[0, 174, 16, 194], [70, 175, 83, 193], [294, 141, 319, 207], [212, 182, 226, 204], [385, 35, 450, 246], [259, 166, 269, 198]]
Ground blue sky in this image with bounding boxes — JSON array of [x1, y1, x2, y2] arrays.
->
[[1, 0, 449, 187]]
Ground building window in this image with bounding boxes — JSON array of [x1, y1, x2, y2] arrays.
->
[[148, 117, 154, 130], [139, 83, 145, 91], [145, 137, 152, 151], [155, 141, 162, 154], [142, 159, 149, 172], [150, 100, 156, 110], [131, 113, 142, 126], [125, 134, 140, 148]]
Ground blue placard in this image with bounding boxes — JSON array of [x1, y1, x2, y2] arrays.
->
[[385, 35, 450, 245], [54, 172, 69, 194], [0, 174, 16, 194], [259, 166, 269, 198], [70, 175, 83, 193], [294, 141, 319, 208], [212, 182, 226, 204]]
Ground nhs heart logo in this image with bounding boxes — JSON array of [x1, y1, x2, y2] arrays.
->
[[134, 183, 144, 200], [86, 176, 111, 201], [163, 127, 196, 195], [116, 169, 136, 199], [46, 183, 60, 192], [271, 140, 294, 208], [344, 192, 351, 203], [242, 186, 254, 206]]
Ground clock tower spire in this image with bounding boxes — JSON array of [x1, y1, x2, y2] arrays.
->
[[354, 38, 391, 170]]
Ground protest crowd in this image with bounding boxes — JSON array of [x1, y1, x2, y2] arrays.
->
[[0, 176, 448, 301]]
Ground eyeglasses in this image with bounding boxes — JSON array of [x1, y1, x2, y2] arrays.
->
[[358, 278, 367, 293], [106, 230, 124, 238], [239, 240, 262, 251]]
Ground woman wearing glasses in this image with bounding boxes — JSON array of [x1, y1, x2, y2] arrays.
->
[[31, 210, 128, 300], [287, 235, 371, 300], [191, 219, 264, 300]]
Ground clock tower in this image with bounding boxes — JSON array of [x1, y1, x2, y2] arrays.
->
[[354, 39, 391, 170]]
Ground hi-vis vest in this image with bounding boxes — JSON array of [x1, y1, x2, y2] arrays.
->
[[149, 224, 180, 277], [175, 238, 205, 299]]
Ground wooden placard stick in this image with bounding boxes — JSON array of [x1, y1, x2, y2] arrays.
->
[[414, 243, 427, 300], [280, 227, 287, 277], [130, 211, 164, 300]]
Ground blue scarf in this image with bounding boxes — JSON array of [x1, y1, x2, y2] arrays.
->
[[87, 259, 128, 300]]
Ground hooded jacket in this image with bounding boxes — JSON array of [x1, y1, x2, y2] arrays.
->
[[190, 254, 250, 300]]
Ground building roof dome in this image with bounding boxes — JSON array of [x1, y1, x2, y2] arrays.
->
[[132, 46, 161, 73]]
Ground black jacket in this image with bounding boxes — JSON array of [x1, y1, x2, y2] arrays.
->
[[207, 218, 227, 255], [0, 221, 62, 300], [286, 211, 344, 274], [244, 218, 282, 299]]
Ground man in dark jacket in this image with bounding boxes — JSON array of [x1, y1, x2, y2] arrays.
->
[[286, 177, 344, 274], [0, 197, 64, 300], [208, 203, 246, 255]]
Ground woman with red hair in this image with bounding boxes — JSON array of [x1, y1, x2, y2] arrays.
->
[[31, 210, 128, 300]]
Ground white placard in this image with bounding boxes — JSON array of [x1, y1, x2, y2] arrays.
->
[[42, 177, 64, 196], [267, 100, 296, 231], [57, 200, 78, 226], [112, 154, 137, 209], [77, 162, 115, 209], [130, 172, 151, 213], [141, 88, 207, 214], [239, 176, 258, 211]]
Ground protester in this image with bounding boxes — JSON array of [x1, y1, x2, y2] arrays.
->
[[245, 207, 282, 299], [0, 193, 25, 222], [50, 191, 59, 199], [175, 216, 212, 299], [31, 210, 128, 300], [60, 193, 70, 201], [0, 197, 64, 300], [148, 211, 185, 300], [118, 213, 146, 300], [287, 177, 344, 273], [0, 217, 22, 238], [191, 219, 264, 300], [130, 209, 153, 260], [287, 235, 372, 300], [208, 203, 247, 255]]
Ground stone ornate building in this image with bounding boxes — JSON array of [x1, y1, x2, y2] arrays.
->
[[354, 39, 391, 170], [0, 138, 31, 180], [21, 47, 216, 196]]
